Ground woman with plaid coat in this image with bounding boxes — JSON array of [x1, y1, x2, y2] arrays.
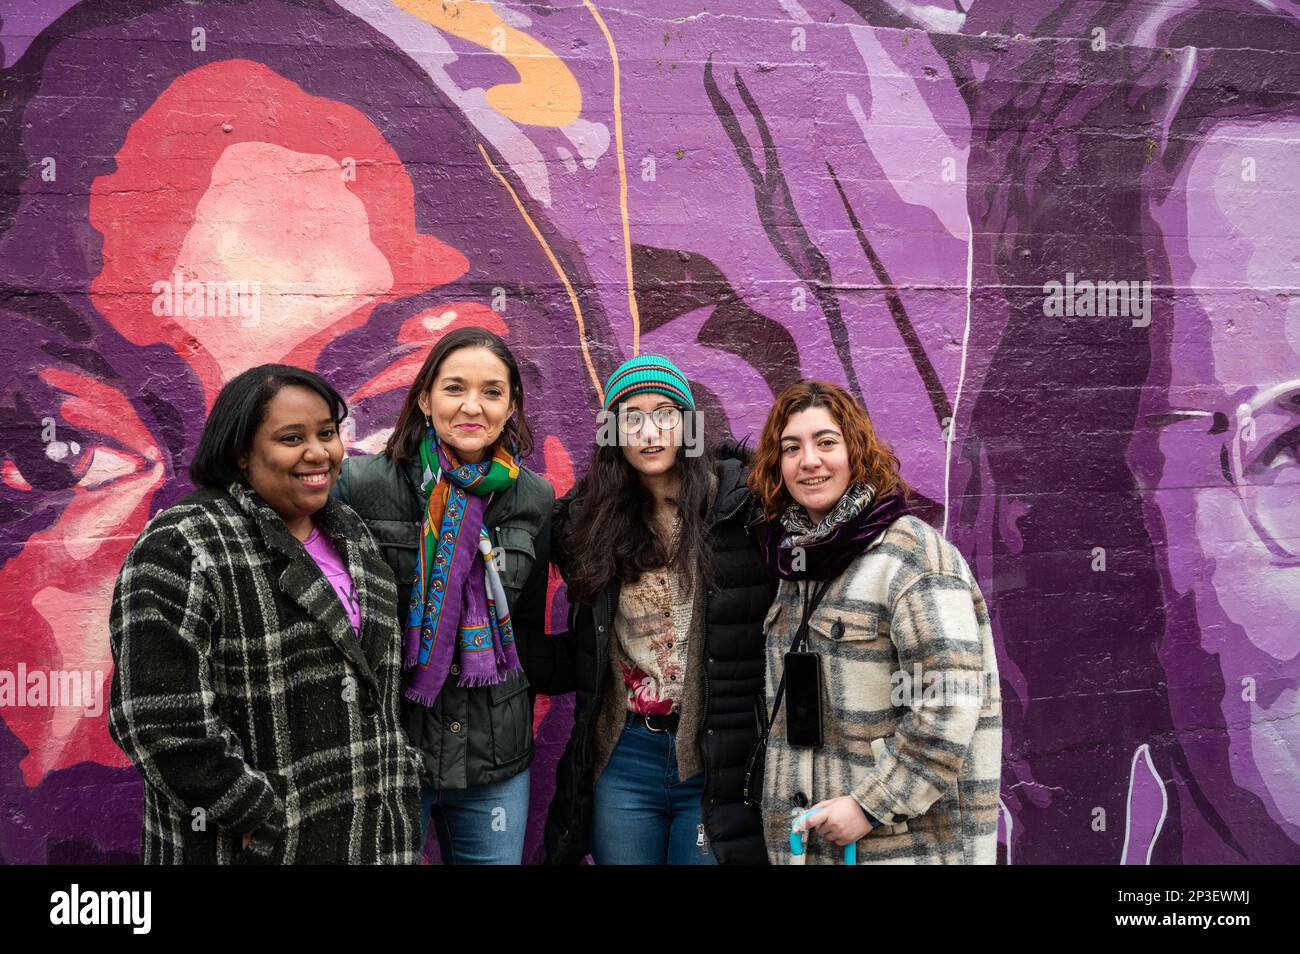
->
[[748, 381, 1001, 865], [108, 366, 422, 864]]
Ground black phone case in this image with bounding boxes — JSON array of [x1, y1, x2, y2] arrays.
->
[[784, 650, 823, 748]]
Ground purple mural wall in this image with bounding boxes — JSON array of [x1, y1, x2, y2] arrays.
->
[[0, 0, 1296, 864]]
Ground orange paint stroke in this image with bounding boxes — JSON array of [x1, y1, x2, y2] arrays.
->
[[581, 0, 640, 355], [477, 142, 604, 404], [392, 0, 581, 127]]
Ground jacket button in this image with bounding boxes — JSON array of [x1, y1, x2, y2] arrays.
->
[[597, 626, 606, 633], [707, 729, 714, 736], [366, 793, 382, 810], [793, 791, 808, 808], [450, 664, 460, 676], [363, 703, 378, 719], [450, 721, 462, 733], [831, 620, 844, 639]]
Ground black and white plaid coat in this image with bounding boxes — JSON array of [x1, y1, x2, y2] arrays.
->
[[108, 481, 422, 864]]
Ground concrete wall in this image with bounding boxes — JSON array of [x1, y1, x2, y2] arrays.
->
[[1, 0, 1297, 863]]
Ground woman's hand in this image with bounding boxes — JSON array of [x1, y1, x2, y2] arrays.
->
[[801, 796, 873, 847]]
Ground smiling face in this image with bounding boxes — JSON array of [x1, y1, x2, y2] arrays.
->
[[418, 346, 514, 464], [780, 405, 852, 525], [238, 385, 343, 536], [618, 391, 684, 479]]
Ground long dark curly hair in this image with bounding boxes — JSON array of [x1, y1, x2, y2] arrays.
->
[[562, 413, 716, 605]]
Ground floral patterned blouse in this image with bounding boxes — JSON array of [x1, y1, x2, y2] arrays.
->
[[611, 557, 695, 716]]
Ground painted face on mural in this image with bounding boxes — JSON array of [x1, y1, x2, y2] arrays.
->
[[0, 57, 478, 788], [1148, 119, 1300, 857], [779, 406, 852, 525], [168, 141, 394, 382], [0, 363, 161, 785], [88, 60, 470, 410], [618, 392, 684, 478], [237, 386, 344, 538], [418, 346, 514, 465]]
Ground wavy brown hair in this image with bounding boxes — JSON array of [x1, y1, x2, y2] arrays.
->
[[748, 379, 907, 521]]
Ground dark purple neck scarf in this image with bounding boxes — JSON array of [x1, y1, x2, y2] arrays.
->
[[763, 485, 912, 581]]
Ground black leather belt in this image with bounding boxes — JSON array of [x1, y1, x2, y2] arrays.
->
[[628, 711, 680, 733]]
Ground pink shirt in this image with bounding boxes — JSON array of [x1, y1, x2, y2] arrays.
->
[[302, 526, 361, 637]]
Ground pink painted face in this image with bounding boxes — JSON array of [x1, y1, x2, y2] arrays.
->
[[87, 59, 469, 407], [0, 370, 162, 784], [779, 406, 852, 525], [169, 140, 394, 382]]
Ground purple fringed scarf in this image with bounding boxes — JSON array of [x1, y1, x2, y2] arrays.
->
[[404, 436, 522, 707], [763, 482, 912, 581]]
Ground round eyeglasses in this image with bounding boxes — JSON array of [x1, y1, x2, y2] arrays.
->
[[618, 406, 683, 434], [1146, 378, 1300, 565]]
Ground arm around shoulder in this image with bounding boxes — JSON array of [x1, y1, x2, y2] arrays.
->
[[514, 487, 578, 696]]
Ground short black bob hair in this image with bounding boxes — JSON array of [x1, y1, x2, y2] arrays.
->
[[189, 364, 348, 490]]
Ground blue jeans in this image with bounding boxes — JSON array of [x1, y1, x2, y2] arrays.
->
[[591, 716, 718, 865], [418, 768, 530, 865]]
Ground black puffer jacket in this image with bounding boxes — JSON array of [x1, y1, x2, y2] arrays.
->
[[543, 445, 773, 864]]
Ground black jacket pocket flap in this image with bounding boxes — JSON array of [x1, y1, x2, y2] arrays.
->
[[488, 670, 530, 705]]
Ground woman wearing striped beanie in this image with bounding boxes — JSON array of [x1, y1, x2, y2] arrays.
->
[[544, 354, 772, 865]]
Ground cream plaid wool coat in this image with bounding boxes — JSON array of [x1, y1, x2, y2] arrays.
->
[[762, 515, 1002, 864], [109, 482, 422, 864]]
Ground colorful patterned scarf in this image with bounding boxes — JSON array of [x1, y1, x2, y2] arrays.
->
[[404, 429, 522, 706]]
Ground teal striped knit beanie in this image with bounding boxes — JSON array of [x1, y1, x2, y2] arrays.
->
[[602, 354, 696, 410]]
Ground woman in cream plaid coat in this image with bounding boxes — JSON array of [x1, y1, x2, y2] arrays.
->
[[748, 380, 1001, 865]]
